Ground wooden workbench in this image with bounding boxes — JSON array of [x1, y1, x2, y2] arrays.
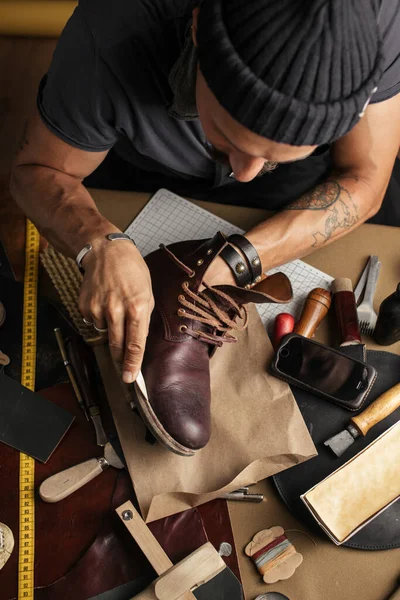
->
[[91, 187, 400, 600]]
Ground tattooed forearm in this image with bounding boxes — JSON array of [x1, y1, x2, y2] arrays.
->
[[286, 180, 341, 210], [311, 186, 359, 247], [285, 179, 359, 247]]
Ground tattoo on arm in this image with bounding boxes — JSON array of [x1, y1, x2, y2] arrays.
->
[[285, 179, 359, 247], [286, 180, 342, 210]]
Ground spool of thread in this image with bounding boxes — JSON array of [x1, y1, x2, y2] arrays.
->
[[294, 288, 331, 338], [245, 526, 303, 584], [251, 534, 295, 577], [331, 278, 361, 345]]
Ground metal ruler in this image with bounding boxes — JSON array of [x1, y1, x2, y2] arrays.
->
[[18, 220, 40, 599]]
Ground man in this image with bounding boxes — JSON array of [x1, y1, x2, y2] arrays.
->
[[10, 0, 400, 386]]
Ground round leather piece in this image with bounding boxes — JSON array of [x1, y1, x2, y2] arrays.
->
[[273, 346, 400, 550]]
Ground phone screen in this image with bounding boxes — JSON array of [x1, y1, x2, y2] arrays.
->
[[276, 336, 370, 401]]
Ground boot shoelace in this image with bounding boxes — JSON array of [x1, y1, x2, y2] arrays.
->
[[161, 243, 249, 346], [178, 281, 248, 345]]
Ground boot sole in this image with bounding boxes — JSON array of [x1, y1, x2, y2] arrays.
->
[[133, 372, 196, 457]]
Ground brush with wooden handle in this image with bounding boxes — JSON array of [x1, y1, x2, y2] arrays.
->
[[324, 382, 400, 457], [294, 287, 331, 338]]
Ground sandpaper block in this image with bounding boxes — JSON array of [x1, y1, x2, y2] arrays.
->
[[301, 420, 400, 544], [0, 374, 74, 462]]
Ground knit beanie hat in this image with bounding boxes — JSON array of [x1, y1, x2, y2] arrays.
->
[[197, 0, 383, 146]]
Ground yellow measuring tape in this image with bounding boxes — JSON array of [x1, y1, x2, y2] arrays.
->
[[18, 219, 40, 599]]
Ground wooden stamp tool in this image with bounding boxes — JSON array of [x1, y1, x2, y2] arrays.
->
[[293, 288, 331, 338], [116, 501, 244, 600]]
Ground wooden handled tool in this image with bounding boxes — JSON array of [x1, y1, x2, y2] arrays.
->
[[294, 288, 331, 338], [39, 442, 124, 502], [332, 278, 361, 345], [324, 382, 400, 457], [115, 501, 240, 600]]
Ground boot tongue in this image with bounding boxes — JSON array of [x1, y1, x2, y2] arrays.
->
[[213, 272, 293, 305]]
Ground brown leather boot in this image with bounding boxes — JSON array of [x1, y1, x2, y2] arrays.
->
[[133, 232, 292, 456]]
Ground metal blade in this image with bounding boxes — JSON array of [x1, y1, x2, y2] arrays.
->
[[354, 257, 371, 304], [104, 442, 125, 469], [324, 429, 355, 457]]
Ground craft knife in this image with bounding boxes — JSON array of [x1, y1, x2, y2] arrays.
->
[[324, 382, 400, 457]]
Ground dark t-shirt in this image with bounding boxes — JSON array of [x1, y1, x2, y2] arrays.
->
[[37, 0, 400, 208]]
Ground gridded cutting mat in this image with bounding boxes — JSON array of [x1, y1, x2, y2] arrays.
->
[[125, 189, 333, 325]]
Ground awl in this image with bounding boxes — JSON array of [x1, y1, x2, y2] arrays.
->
[[324, 382, 400, 457]]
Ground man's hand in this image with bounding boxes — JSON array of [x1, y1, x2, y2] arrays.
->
[[11, 111, 155, 384], [79, 239, 154, 383]]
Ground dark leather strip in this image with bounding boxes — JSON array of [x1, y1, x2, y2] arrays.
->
[[228, 234, 262, 283], [220, 244, 252, 287]]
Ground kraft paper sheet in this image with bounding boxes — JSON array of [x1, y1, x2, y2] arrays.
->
[[96, 306, 316, 522]]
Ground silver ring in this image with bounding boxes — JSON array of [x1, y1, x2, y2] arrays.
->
[[82, 317, 93, 326], [94, 325, 108, 333]]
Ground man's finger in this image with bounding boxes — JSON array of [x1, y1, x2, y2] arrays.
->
[[107, 303, 126, 364], [122, 316, 148, 384]]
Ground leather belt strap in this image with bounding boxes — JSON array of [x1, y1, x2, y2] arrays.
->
[[228, 234, 262, 283], [220, 244, 252, 287]]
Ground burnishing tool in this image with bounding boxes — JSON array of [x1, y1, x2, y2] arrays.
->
[[324, 382, 400, 457], [116, 501, 244, 600], [39, 439, 125, 502], [293, 287, 331, 338]]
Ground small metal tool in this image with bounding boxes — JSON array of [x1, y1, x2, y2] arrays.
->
[[54, 328, 90, 421], [218, 542, 233, 557], [221, 492, 264, 502], [354, 255, 381, 336], [324, 382, 400, 457]]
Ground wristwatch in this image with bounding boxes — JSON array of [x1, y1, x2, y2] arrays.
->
[[76, 233, 136, 273]]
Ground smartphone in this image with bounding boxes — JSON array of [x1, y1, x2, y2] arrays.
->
[[270, 333, 377, 410]]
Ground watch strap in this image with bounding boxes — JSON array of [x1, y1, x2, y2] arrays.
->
[[220, 244, 252, 287], [228, 234, 262, 283]]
